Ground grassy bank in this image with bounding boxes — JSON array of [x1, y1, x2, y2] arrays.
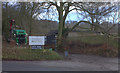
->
[[3, 47, 63, 61]]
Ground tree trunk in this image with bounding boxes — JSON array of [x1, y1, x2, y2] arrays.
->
[[29, 18, 32, 36], [29, 21, 32, 36], [57, 2, 64, 52]]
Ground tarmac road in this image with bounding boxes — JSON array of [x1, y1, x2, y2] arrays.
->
[[2, 54, 119, 71], [2, 61, 77, 71]]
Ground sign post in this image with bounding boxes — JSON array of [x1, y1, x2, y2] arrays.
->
[[29, 36, 46, 49]]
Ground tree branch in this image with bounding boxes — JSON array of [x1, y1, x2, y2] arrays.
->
[[70, 21, 92, 32], [66, 20, 112, 37], [105, 24, 117, 33], [63, 2, 71, 27], [49, 2, 59, 9]]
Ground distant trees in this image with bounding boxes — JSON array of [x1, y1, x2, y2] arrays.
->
[[2, 2, 13, 39], [20, 2, 44, 35], [2, 2, 45, 37], [14, 2, 44, 35]]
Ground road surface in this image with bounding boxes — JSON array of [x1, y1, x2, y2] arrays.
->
[[2, 54, 119, 71]]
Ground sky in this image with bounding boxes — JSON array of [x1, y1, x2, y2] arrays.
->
[[7, 2, 119, 24], [38, 12, 83, 23], [38, 9, 118, 24], [36, 3, 119, 24]]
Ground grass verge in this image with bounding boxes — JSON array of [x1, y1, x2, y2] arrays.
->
[[2, 47, 63, 61]]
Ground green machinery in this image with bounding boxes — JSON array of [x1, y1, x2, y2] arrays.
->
[[13, 29, 27, 45], [9, 19, 27, 45]]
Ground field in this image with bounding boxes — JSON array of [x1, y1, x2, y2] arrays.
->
[[65, 32, 118, 57], [67, 35, 118, 48]]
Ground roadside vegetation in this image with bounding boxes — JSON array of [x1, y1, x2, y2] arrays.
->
[[2, 46, 63, 61]]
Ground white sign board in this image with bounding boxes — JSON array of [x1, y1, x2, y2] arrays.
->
[[29, 36, 46, 45]]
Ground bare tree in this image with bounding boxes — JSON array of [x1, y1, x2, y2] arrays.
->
[[76, 2, 117, 31], [41, 2, 117, 51], [18, 2, 44, 35], [2, 2, 44, 38]]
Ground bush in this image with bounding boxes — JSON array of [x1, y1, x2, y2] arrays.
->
[[82, 48, 118, 57], [98, 48, 118, 57]]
